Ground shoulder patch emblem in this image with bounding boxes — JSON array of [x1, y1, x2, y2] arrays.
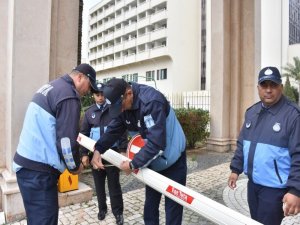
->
[[246, 122, 251, 128], [91, 113, 95, 119]]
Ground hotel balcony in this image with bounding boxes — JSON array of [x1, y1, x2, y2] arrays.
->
[[95, 63, 104, 72], [137, 16, 150, 29], [104, 19, 115, 30], [115, 1, 125, 11], [104, 46, 114, 55], [103, 60, 114, 70], [150, 9, 167, 24], [90, 16, 98, 26], [89, 52, 97, 61], [137, 33, 150, 45], [136, 50, 150, 61], [137, 1, 150, 14], [124, 53, 136, 64], [150, 27, 167, 42], [150, 0, 166, 8], [96, 51, 104, 59], [123, 38, 136, 49], [89, 40, 97, 49], [114, 58, 124, 67], [104, 6, 115, 17], [97, 37, 104, 46], [124, 9, 137, 21], [104, 32, 114, 42], [115, 14, 125, 25], [89, 28, 98, 37], [96, 11, 105, 22], [114, 28, 124, 39], [150, 45, 168, 58], [124, 23, 137, 35], [125, 0, 136, 5], [114, 42, 123, 52]]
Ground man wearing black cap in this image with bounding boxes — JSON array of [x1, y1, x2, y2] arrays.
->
[[91, 78, 187, 225], [80, 83, 127, 225], [13, 63, 98, 225], [228, 66, 300, 225]]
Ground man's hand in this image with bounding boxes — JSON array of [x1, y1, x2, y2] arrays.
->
[[120, 160, 132, 175], [91, 150, 105, 170], [81, 155, 90, 167], [282, 193, 300, 216], [70, 163, 84, 175], [228, 172, 239, 190]]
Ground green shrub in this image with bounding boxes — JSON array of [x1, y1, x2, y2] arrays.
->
[[174, 108, 210, 149], [81, 93, 94, 112]]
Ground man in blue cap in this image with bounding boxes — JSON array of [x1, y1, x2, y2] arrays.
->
[[228, 66, 300, 225], [13, 63, 98, 225], [91, 78, 187, 225]]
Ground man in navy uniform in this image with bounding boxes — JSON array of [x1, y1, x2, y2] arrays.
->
[[228, 66, 300, 225], [91, 78, 187, 225], [13, 63, 98, 225]]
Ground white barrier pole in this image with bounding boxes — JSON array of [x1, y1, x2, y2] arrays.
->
[[77, 133, 262, 225]]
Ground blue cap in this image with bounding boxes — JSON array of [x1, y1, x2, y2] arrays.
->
[[258, 66, 282, 84], [74, 63, 98, 93]]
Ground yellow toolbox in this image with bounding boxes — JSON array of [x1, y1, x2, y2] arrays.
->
[[58, 169, 78, 192]]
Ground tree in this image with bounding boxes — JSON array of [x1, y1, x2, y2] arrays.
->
[[291, 85, 299, 103], [282, 56, 300, 104], [284, 76, 297, 103]]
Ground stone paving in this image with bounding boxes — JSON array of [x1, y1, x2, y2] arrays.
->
[[5, 150, 300, 225]]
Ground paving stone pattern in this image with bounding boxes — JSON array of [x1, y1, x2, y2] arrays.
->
[[6, 149, 300, 225]]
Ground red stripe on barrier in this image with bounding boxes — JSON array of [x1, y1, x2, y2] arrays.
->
[[166, 185, 194, 204]]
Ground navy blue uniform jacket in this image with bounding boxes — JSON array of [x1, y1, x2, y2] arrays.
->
[[230, 96, 300, 196], [94, 82, 186, 171], [13, 74, 82, 173]]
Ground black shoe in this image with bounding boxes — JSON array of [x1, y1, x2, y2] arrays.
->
[[115, 214, 124, 225], [98, 210, 107, 220]]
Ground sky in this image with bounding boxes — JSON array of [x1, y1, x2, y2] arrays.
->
[[81, 0, 101, 61]]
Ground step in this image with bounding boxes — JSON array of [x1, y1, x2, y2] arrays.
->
[[58, 182, 93, 207]]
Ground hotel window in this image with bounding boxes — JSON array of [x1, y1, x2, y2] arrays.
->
[[146, 70, 155, 81], [157, 68, 167, 80], [122, 73, 138, 82]]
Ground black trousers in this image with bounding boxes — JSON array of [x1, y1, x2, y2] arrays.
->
[[92, 165, 124, 217], [16, 168, 59, 225], [247, 179, 287, 225], [144, 151, 187, 225]]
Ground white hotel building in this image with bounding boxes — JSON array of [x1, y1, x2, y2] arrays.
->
[[88, 0, 202, 93]]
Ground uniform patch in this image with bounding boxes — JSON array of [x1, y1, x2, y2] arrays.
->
[[144, 115, 155, 128], [273, 123, 281, 132], [61, 137, 76, 169], [36, 84, 53, 96], [91, 113, 95, 119], [246, 122, 251, 128]]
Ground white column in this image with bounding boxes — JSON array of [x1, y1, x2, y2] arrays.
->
[[207, 0, 259, 152]]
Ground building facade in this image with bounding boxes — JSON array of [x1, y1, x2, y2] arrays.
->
[[289, 0, 300, 44], [88, 0, 202, 93]]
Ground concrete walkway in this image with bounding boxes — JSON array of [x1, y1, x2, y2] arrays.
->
[[5, 157, 300, 224]]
